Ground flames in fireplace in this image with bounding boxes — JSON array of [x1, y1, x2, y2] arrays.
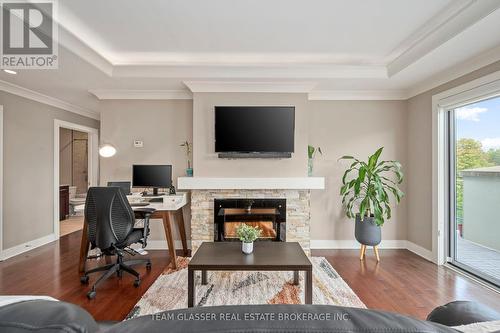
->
[[224, 221, 277, 239], [214, 198, 286, 242]]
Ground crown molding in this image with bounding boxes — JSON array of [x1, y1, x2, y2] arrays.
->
[[387, 0, 500, 76], [308, 90, 408, 101], [0, 80, 99, 120], [184, 81, 317, 93], [112, 64, 387, 79], [407, 44, 500, 98], [58, 25, 113, 76], [88, 89, 192, 100], [385, 0, 474, 63]]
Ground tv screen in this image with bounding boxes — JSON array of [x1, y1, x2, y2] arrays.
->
[[215, 106, 295, 153]]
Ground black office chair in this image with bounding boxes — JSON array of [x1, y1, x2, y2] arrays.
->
[[80, 187, 155, 299], [107, 181, 131, 195]]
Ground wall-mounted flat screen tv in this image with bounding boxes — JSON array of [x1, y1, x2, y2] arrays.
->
[[215, 106, 295, 157]]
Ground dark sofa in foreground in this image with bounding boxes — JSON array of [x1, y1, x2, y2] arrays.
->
[[0, 300, 499, 332]]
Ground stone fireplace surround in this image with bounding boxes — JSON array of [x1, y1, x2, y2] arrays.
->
[[178, 177, 325, 256], [190, 189, 311, 254]]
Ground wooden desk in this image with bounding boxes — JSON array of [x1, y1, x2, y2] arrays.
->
[[78, 193, 189, 274]]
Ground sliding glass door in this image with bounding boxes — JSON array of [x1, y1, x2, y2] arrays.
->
[[448, 95, 500, 286]]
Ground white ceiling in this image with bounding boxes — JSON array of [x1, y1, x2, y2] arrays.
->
[[1, 0, 500, 118], [58, 0, 451, 64]]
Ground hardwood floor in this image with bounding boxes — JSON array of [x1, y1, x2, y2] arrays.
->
[[0, 232, 499, 321], [59, 216, 84, 237], [0, 231, 172, 321], [314, 249, 500, 320]]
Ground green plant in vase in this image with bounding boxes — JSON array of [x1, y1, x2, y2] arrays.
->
[[236, 224, 262, 254], [180, 141, 193, 176], [339, 147, 404, 261], [308, 145, 322, 176]]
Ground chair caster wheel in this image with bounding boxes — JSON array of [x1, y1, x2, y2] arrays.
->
[[134, 279, 141, 287], [146, 262, 152, 271], [87, 290, 96, 299], [80, 276, 89, 284]]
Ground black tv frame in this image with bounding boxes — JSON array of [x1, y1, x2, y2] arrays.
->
[[214, 106, 295, 158]]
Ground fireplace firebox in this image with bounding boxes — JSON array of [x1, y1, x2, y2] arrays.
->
[[214, 198, 286, 242]]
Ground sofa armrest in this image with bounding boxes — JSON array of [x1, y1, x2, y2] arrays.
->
[[427, 301, 500, 326], [0, 296, 58, 308], [0, 300, 100, 333]]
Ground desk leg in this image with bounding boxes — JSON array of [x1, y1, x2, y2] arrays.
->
[[78, 218, 90, 274], [162, 212, 178, 270], [201, 270, 207, 285], [188, 269, 195, 307], [305, 269, 312, 304], [176, 208, 188, 256]]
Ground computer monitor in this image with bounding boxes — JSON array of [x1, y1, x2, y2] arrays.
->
[[107, 181, 131, 195], [132, 165, 172, 196]]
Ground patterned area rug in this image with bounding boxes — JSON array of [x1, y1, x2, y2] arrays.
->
[[127, 256, 365, 319]]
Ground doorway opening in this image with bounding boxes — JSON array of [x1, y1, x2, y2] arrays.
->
[[59, 128, 89, 236], [54, 120, 98, 239]]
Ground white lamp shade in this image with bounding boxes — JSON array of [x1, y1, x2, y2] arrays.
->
[[99, 144, 117, 157]]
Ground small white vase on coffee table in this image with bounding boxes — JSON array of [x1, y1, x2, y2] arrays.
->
[[242, 242, 254, 254]]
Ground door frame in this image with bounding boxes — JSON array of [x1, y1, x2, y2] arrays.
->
[[432, 70, 500, 265], [0, 106, 3, 255], [54, 119, 98, 238]]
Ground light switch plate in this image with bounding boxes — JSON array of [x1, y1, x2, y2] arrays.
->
[[134, 140, 143, 148]]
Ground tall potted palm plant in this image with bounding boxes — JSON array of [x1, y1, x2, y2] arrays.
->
[[339, 147, 404, 261]]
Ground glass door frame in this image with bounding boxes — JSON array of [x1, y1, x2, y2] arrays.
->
[[446, 96, 500, 288], [433, 71, 500, 267]]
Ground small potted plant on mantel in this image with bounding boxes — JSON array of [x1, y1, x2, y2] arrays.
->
[[308, 145, 322, 176], [339, 147, 404, 261], [236, 224, 262, 254], [180, 141, 193, 177]]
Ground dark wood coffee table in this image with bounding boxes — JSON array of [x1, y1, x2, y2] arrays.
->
[[188, 242, 312, 307]]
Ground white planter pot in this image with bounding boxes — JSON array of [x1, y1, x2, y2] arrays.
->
[[242, 242, 254, 254]]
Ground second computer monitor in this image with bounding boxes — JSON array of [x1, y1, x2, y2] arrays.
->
[[132, 165, 172, 196]]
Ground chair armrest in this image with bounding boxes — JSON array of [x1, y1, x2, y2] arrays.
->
[[134, 208, 156, 248], [133, 208, 156, 216]]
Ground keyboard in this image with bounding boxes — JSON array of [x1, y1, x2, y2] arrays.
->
[[130, 202, 150, 207]]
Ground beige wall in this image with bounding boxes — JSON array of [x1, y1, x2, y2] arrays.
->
[[0, 91, 99, 250], [309, 100, 408, 242], [100, 95, 410, 246], [99, 99, 193, 243], [193, 93, 308, 177], [406, 60, 500, 251], [96, 61, 500, 250]]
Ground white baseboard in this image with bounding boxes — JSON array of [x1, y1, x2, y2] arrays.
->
[[310, 239, 434, 262], [0, 237, 191, 261], [310, 239, 407, 249], [405, 241, 434, 262], [141, 240, 192, 250], [0, 234, 57, 261], [0, 235, 432, 262]]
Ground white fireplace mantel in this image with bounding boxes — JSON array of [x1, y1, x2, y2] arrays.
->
[[178, 177, 325, 190]]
